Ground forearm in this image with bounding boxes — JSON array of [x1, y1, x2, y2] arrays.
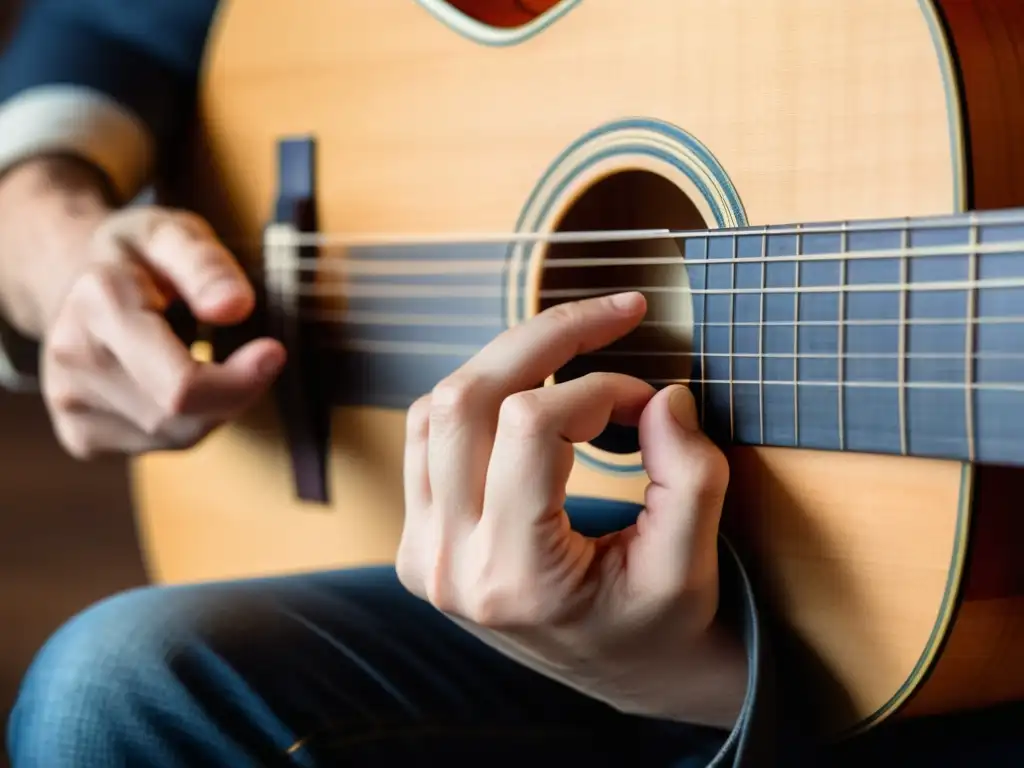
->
[[0, 156, 114, 340]]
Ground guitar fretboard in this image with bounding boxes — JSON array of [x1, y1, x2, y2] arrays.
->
[[684, 211, 1024, 465]]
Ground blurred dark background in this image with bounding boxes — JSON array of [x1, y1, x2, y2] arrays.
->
[[0, 7, 149, 767], [0, 393, 149, 768]]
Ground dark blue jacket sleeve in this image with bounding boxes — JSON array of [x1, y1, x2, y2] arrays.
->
[[0, 0, 219, 165]]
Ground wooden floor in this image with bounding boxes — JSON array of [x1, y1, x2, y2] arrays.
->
[[0, 390, 148, 765]]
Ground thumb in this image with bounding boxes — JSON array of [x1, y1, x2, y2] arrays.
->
[[175, 338, 286, 418], [640, 385, 728, 496], [116, 208, 255, 325], [629, 385, 730, 594]]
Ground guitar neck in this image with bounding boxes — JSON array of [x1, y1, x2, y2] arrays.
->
[[686, 208, 1024, 466], [305, 207, 1024, 467]]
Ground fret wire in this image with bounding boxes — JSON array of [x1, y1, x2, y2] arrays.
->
[[793, 225, 802, 447], [898, 223, 909, 456], [728, 234, 737, 442], [838, 222, 848, 451], [699, 237, 709, 427], [758, 229, 767, 445], [965, 215, 979, 462]]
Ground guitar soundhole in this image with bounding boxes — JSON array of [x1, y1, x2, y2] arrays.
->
[[540, 170, 704, 455]]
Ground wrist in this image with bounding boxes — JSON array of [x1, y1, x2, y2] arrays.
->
[[0, 155, 115, 339], [659, 619, 749, 729]]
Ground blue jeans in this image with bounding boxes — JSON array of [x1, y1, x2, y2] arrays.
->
[[6, 500, 1024, 766]]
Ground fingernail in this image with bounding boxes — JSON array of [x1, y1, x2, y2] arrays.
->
[[259, 349, 285, 377], [668, 385, 699, 430], [610, 291, 644, 312]]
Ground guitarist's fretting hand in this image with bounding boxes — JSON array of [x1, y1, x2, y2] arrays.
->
[[0, 157, 285, 458], [396, 292, 748, 729]]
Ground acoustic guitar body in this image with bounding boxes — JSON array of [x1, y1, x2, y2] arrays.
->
[[133, 0, 1024, 739]]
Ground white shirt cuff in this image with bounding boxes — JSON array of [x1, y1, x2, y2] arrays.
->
[[0, 84, 154, 201]]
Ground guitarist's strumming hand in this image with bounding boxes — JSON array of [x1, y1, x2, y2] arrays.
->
[[39, 206, 287, 458], [396, 292, 748, 728], [0, 158, 285, 458]]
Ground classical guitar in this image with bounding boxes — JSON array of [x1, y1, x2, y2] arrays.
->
[[135, 0, 1024, 740]]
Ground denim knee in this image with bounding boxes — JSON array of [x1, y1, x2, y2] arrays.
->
[[6, 586, 190, 766], [6, 582, 305, 768]]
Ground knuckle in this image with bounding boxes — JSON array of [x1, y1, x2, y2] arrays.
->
[[395, 561, 421, 598], [48, 331, 117, 373], [64, 442, 95, 461], [143, 210, 234, 279], [462, 578, 540, 629], [164, 376, 192, 420], [46, 327, 88, 369], [497, 390, 549, 436], [649, 442, 730, 512], [462, 588, 503, 627], [150, 364, 199, 424], [394, 542, 420, 592], [463, 584, 513, 627], [168, 209, 215, 239], [690, 444, 730, 498], [405, 394, 432, 441], [429, 376, 479, 423], [578, 370, 618, 391], [420, 565, 459, 615], [157, 212, 226, 265], [128, 206, 205, 241], [543, 299, 585, 328], [54, 422, 95, 461], [46, 387, 89, 415], [47, 343, 78, 370], [73, 266, 122, 309]]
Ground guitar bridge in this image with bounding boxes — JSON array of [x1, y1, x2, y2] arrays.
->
[[263, 136, 330, 504]]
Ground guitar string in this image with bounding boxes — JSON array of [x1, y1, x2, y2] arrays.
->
[[298, 309, 1024, 361], [317, 336, 1024, 366], [251, 207, 1024, 247], [281, 305, 1024, 364], [251, 238, 1024, 273], [234, 218, 1024, 388], [300, 310, 1024, 330], [261, 275, 1024, 298], [295, 335, 1024, 394]]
